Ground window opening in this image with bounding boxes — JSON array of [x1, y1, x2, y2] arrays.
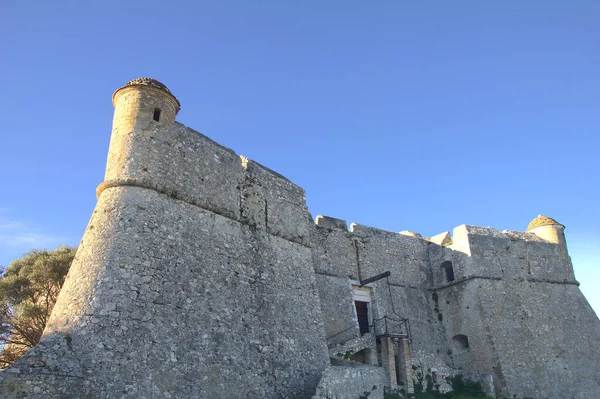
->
[[441, 261, 455, 282], [354, 301, 370, 335], [430, 368, 438, 383], [452, 334, 470, 352], [153, 108, 161, 122]]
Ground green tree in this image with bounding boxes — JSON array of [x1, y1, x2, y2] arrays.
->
[[0, 246, 76, 368]]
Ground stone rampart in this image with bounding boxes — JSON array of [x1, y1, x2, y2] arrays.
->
[[0, 116, 329, 398], [477, 278, 600, 398], [427, 225, 598, 398]]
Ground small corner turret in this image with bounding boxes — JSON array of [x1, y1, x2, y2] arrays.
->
[[112, 77, 180, 133], [104, 78, 180, 184], [526, 215, 567, 251]]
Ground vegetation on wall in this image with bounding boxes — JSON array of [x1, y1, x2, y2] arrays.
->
[[395, 368, 488, 399], [0, 246, 76, 368]]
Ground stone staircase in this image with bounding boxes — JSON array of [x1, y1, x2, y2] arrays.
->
[[328, 331, 376, 360]]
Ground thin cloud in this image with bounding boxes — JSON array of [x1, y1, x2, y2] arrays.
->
[[0, 216, 66, 248]]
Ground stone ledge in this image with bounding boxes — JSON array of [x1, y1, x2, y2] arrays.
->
[[433, 274, 580, 290], [96, 180, 312, 248]]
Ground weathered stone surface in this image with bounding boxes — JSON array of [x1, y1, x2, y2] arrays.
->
[[315, 215, 348, 230], [0, 80, 329, 399], [312, 365, 385, 399], [328, 332, 376, 359], [1, 185, 328, 398], [2, 79, 599, 399], [430, 231, 451, 246]]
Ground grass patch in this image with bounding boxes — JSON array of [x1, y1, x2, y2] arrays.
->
[[384, 374, 489, 399]]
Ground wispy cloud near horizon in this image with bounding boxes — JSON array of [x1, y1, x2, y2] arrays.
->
[[0, 210, 69, 264]]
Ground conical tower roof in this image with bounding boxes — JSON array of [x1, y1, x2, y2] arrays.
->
[[112, 77, 180, 112], [526, 215, 564, 231]]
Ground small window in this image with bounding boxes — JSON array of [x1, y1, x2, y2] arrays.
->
[[441, 261, 454, 282], [153, 108, 161, 122], [452, 334, 470, 352]]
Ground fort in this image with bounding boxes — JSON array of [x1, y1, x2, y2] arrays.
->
[[1, 78, 599, 398]]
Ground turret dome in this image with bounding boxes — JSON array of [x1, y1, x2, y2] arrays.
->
[[112, 77, 180, 112], [526, 215, 564, 231]]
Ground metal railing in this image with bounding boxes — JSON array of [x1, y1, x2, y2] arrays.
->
[[372, 315, 411, 341], [326, 315, 411, 347]]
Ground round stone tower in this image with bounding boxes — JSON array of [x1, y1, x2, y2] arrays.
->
[[104, 78, 180, 182], [112, 77, 180, 131], [526, 215, 567, 250]]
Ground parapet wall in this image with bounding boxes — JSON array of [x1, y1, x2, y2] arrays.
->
[[311, 218, 430, 286], [438, 225, 576, 284], [99, 122, 310, 245]]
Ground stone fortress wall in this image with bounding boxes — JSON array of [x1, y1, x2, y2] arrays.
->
[[1, 78, 599, 399], [0, 79, 330, 398], [312, 215, 600, 398], [437, 226, 600, 399]]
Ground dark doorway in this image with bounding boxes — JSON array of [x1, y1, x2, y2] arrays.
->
[[355, 301, 370, 335], [452, 334, 470, 352]]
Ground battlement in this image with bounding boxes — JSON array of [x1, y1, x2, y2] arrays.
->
[[458, 224, 551, 242], [314, 215, 428, 241], [313, 217, 562, 254], [311, 213, 574, 288]]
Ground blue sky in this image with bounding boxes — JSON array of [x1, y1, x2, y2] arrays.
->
[[1, 1, 598, 313]]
